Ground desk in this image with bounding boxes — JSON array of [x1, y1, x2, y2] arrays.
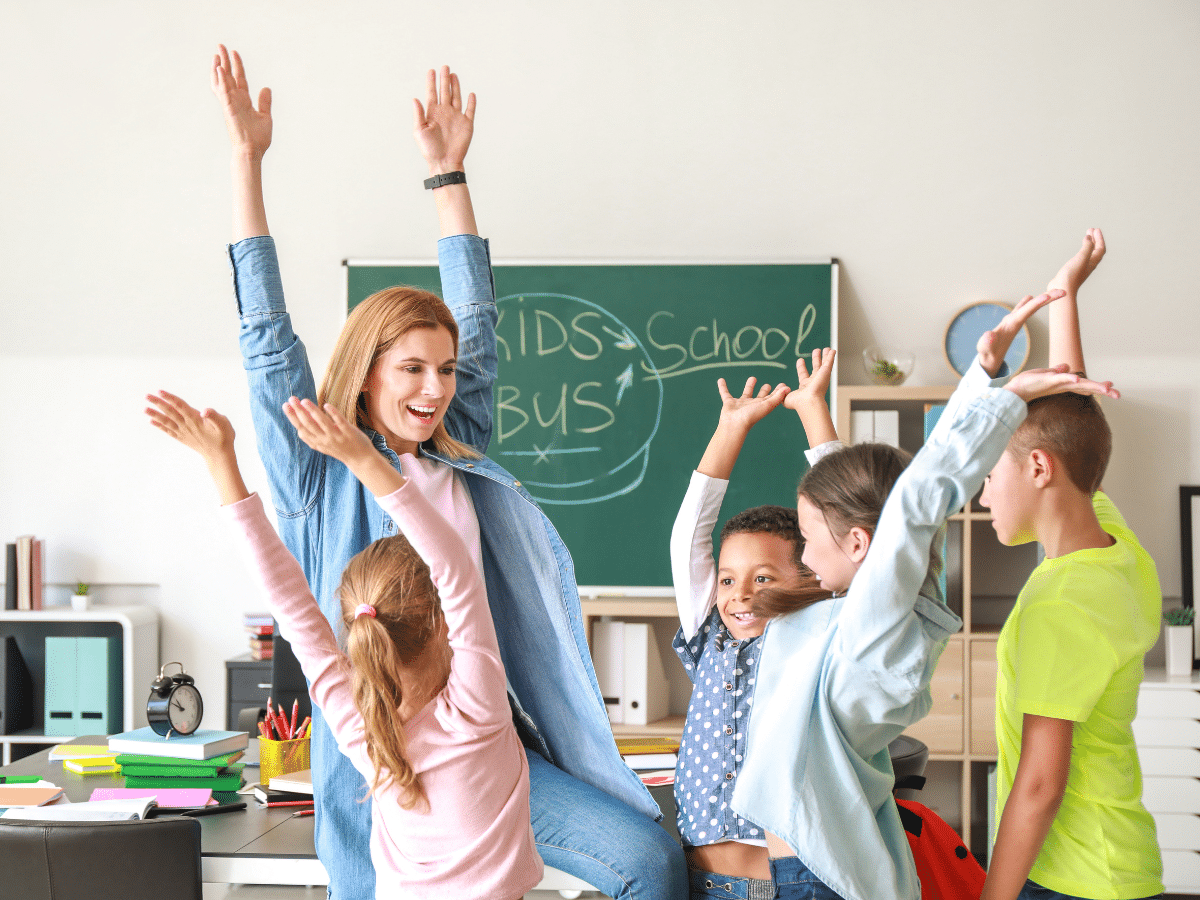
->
[[0, 742, 597, 894]]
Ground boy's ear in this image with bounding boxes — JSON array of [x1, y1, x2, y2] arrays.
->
[[844, 526, 872, 564], [1029, 448, 1055, 488]]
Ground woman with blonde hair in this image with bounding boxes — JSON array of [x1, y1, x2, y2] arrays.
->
[[212, 46, 684, 900]]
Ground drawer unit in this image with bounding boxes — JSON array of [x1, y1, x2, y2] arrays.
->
[[225, 654, 272, 731], [1136, 669, 1200, 892]]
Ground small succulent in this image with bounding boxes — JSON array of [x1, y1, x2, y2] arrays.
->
[[1164, 607, 1195, 627], [74, 581, 90, 596], [872, 359, 904, 383]]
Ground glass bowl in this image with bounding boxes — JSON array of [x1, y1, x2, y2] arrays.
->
[[863, 347, 914, 386]]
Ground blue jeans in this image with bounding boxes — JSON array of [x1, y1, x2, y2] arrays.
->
[[1017, 880, 1163, 900], [314, 737, 686, 899], [770, 856, 847, 900], [688, 865, 774, 900], [528, 749, 688, 900]]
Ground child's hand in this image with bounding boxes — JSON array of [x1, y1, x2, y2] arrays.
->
[[413, 66, 475, 175], [283, 397, 377, 466], [976, 290, 1065, 378], [1048, 228, 1105, 297], [715, 376, 790, 434], [145, 391, 235, 461], [211, 45, 272, 160], [783, 348, 835, 414], [1004, 364, 1120, 403]]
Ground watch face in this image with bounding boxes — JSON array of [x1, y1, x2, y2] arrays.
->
[[167, 683, 203, 735]]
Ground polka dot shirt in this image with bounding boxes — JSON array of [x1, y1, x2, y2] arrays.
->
[[671, 606, 766, 847]]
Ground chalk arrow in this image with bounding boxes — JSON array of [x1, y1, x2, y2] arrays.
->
[[615, 364, 634, 404], [602, 326, 637, 350]]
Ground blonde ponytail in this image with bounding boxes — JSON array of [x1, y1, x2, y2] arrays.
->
[[338, 534, 447, 810]]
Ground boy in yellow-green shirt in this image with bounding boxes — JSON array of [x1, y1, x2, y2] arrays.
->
[[979, 230, 1164, 900]]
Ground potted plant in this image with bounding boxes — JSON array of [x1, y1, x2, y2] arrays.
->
[[71, 582, 91, 612], [1164, 607, 1195, 676]]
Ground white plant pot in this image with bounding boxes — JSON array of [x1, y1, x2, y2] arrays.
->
[[1165, 624, 1194, 676], [70, 594, 90, 612]]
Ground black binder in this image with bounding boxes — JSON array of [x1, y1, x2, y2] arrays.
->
[[0, 635, 34, 735]]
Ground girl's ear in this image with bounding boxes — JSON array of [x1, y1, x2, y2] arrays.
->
[[844, 526, 872, 564]]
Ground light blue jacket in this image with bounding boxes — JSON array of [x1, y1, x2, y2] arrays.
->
[[230, 234, 658, 821], [731, 360, 1026, 900]]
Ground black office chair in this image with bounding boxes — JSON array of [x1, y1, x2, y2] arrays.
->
[[0, 816, 202, 900], [889, 734, 930, 801]]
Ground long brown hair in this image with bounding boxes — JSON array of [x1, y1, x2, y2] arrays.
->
[[338, 534, 447, 809], [318, 286, 479, 460], [793, 442, 942, 582]]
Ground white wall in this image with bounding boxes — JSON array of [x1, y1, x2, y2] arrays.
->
[[2, 1, 1197, 725]]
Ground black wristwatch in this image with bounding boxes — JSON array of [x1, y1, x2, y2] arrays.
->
[[423, 171, 467, 190]]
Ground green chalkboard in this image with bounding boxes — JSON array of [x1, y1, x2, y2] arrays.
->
[[347, 260, 837, 587]]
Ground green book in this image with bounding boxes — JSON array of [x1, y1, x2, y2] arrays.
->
[[113, 750, 243, 769], [123, 772, 244, 792], [120, 763, 245, 779]]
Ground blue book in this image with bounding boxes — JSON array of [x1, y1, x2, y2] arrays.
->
[[107, 727, 248, 761]]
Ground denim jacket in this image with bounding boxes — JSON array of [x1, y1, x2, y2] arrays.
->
[[731, 359, 1026, 900], [229, 234, 658, 822]]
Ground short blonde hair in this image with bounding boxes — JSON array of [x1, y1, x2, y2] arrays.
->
[[317, 286, 478, 460]]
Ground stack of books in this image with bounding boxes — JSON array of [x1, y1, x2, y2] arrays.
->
[[615, 735, 679, 780], [48, 743, 120, 776], [4, 535, 44, 611], [244, 612, 274, 660], [107, 727, 250, 803]]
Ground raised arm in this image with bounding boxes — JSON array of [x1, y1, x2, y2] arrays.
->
[[211, 46, 272, 241], [414, 66, 478, 239], [144, 390, 251, 506], [282, 397, 406, 498], [1046, 228, 1105, 376], [419, 67, 497, 453], [783, 348, 838, 448], [669, 376, 789, 637], [696, 376, 790, 480]]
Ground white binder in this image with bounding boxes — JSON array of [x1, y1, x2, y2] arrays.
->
[[591, 621, 669, 726]]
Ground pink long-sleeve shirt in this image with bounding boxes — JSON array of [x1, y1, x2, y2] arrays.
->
[[223, 482, 541, 900]]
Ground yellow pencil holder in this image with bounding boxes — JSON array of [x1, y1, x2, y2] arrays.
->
[[258, 735, 310, 786]]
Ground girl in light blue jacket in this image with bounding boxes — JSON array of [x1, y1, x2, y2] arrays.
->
[[733, 298, 1119, 900]]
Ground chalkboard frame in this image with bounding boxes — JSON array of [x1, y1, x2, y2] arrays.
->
[[344, 257, 839, 592]]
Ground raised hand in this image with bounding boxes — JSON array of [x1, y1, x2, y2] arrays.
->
[[283, 398, 376, 466], [783, 348, 835, 414], [283, 398, 406, 498], [413, 66, 475, 175], [211, 45, 272, 160], [715, 376, 790, 433], [1048, 228, 1105, 297], [1004, 364, 1120, 403], [976, 290, 1065, 378], [145, 390, 236, 460]]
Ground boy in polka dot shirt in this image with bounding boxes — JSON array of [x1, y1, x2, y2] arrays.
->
[[669, 365, 833, 900]]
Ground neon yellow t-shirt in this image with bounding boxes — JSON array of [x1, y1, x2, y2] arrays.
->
[[994, 492, 1164, 899]]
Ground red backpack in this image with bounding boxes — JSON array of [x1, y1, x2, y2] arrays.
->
[[896, 797, 986, 900]]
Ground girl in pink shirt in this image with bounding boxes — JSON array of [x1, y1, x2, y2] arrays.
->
[[146, 389, 541, 900]]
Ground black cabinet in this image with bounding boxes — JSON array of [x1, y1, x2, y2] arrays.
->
[[225, 655, 272, 731]]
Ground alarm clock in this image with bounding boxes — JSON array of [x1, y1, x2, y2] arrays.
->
[[943, 301, 1030, 377], [147, 661, 204, 737]]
